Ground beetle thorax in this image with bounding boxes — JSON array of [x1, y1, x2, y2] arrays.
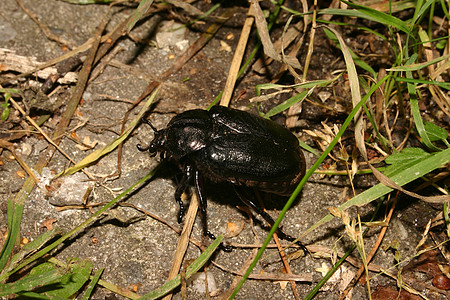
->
[[166, 125, 210, 159]]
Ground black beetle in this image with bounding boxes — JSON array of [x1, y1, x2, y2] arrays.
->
[[138, 106, 306, 250]]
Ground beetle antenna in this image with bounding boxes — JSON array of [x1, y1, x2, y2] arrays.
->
[[137, 118, 160, 153], [141, 117, 159, 132]]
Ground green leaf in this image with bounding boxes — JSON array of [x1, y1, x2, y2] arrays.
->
[[5, 228, 60, 275], [1, 107, 9, 121], [436, 39, 447, 50], [0, 269, 60, 296], [27, 260, 93, 298], [423, 121, 449, 142], [384, 147, 431, 177], [264, 89, 313, 118], [303, 147, 450, 237]]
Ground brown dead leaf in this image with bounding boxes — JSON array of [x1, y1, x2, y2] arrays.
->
[[75, 136, 98, 151], [372, 286, 421, 300], [224, 220, 245, 238], [433, 274, 450, 290], [41, 218, 57, 230], [219, 40, 232, 52]]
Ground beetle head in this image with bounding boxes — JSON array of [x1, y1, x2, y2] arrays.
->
[[137, 118, 167, 158], [138, 110, 212, 160]]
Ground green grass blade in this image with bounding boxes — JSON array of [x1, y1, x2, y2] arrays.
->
[[394, 77, 450, 90], [255, 77, 338, 96], [83, 268, 104, 300], [387, 54, 450, 72], [320, 5, 409, 34], [264, 89, 313, 118], [405, 56, 442, 151], [0, 88, 20, 94], [4, 228, 60, 275], [127, 0, 155, 33], [0, 199, 23, 272]]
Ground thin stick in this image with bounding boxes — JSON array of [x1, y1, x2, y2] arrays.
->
[[220, 5, 255, 107], [15, 0, 76, 49], [9, 98, 77, 166], [302, 1, 317, 82], [339, 194, 397, 299], [273, 233, 300, 300], [162, 193, 199, 300]]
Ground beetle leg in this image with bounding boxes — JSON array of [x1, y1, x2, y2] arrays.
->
[[194, 170, 210, 238], [194, 170, 233, 252], [234, 186, 307, 253], [174, 165, 194, 223]]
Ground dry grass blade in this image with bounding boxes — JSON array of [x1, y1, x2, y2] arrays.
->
[[0, 40, 91, 84], [53, 14, 109, 144], [165, 0, 206, 17], [59, 87, 159, 177], [302, 1, 316, 81], [249, 0, 279, 61], [340, 195, 397, 299], [250, 0, 301, 71], [15, 0, 76, 49], [272, 233, 300, 300], [162, 193, 199, 300], [0, 49, 78, 84], [136, 7, 237, 104], [8, 98, 88, 177], [220, 5, 254, 107]]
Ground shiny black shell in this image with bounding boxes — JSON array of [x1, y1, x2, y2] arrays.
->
[[145, 106, 306, 195]]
